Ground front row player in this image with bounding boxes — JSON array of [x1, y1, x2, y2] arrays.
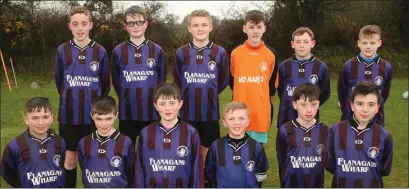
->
[[205, 102, 269, 188], [78, 96, 134, 188], [1, 97, 66, 188], [324, 81, 393, 187], [134, 83, 204, 187], [276, 83, 329, 188]]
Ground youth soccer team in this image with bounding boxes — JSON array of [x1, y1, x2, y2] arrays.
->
[[0, 4, 394, 188]]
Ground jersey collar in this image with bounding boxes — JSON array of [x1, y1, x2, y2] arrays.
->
[[189, 41, 213, 51], [349, 114, 375, 135], [356, 54, 380, 67], [158, 118, 182, 135], [25, 128, 55, 144], [69, 39, 96, 52], [127, 38, 149, 49], [291, 54, 316, 65], [291, 119, 320, 133], [91, 129, 120, 144], [226, 133, 249, 152]]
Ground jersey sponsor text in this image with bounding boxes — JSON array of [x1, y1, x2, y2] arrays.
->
[[26, 170, 63, 186], [66, 75, 99, 87], [337, 158, 376, 173], [184, 72, 215, 84], [149, 158, 185, 172], [85, 169, 121, 183], [290, 156, 321, 168], [237, 76, 265, 84]]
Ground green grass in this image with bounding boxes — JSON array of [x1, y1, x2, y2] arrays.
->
[[1, 78, 408, 188]]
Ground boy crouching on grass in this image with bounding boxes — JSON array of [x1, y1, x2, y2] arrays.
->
[[78, 96, 135, 188], [205, 102, 269, 188]]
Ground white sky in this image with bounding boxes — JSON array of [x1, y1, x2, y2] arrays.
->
[[114, 1, 267, 22]]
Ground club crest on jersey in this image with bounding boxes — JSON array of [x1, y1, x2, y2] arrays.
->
[[316, 144, 324, 155], [208, 61, 216, 71], [147, 58, 155, 68], [259, 62, 267, 72], [367, 147, 379, 159], [309, 74, 318, 84], [246, 160, 255, 172], [53, 155, 60, 167], [111, 156, 122, 167], [374, 76, 383, 86], [89, 61, 99, 72], [177, 145, 188, 157]]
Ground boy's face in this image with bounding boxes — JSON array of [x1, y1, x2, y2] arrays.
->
[[125, 14, 148, 39], [223, 109, 249, 138], [154, 96, 183, 122], [188, 16, 213, 42], [357, 34, 382, 58], [291, 33, 316, 59], [68, 13, 93, 42], [243, 21, 266, 44], [24, 108, 53, 137], [292, 97, 319, 122], [91, 112, 118, 136], [350, 94, 380, 123]]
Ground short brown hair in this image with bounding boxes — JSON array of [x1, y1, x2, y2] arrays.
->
[[293, 83, 321, 102], [25, 97, 52, 115], [154, 83, 181, 103], [351, 81, 381, 105], [359, 25, 382, 39], [245, 10, 265, 25], [188, 9, 212, 25], [123, 5, 147, 21], [69, 6, 92, 22], [91, 96, 118, 115], [292, 27, 314, 40], [223, 102, 249, 117]]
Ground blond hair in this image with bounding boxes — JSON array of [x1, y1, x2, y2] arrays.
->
[[188, 9, 212, 25], [69, 6, 92, 22], [359, 25, 382, 39], [292, 27, 314, 40], [223, 102, 249, 117]]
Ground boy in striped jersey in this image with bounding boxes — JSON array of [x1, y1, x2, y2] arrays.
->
[[78, 96, 134, 188], [54, 6, 110, 187], [1, 97, 66, 188], [338, 25, 393, 126], [276, 83, 328, 188], [325, 81, 393, 187], [134, 83, 204, 187], [276, 27, 330, 130], [174, 9, 229, 162], [111, 5, 166, 146], [205, 102, 269, 188]]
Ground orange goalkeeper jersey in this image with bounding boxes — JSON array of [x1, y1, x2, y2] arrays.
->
[[230, 40, 278, 132]]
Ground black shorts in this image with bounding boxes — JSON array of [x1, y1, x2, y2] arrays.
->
[[59, 123, 96, 151], [185, 120, 220, 148], [119, 120, 155, 146]]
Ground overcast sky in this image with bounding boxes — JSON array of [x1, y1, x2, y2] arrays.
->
[[114, 1, 266, 22]]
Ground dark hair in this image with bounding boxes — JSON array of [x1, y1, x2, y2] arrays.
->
[[123, 5, 147, 21], [245, 10, 265, 25], [293, 83, 321, 102], [351, 81, 381, 104], [91, 96, 118, 115], [292, 27, 315, 40], [25, 97, 52, 114], [154, 83, 181, 102]]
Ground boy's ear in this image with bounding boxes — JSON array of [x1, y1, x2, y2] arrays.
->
[[24, 115, 28, 125], [292, 101, 297, 110], [242, 25, 247, 33], [311, 40, 316, 47], [350, 101, 355, 112], [115, 111, 119, 118], [178, 100, 184, 108], [89, 21, 94, 29], [90, 112, 94, 120], [377, 40, 382, 48], [222, 118, 228, 128], [291, 40, 295, 48]]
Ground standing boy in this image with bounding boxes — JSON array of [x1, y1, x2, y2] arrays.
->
[[111, 5, 166, 145], [54, 6, 110, 187], [230, 10, 279, 144], [205, 102, 269, 188], [134, 83, 204, 187], [276, 27, 330, 129], [78, 96, 134, 188], [276, 83, 328, 187], [338, 25, 393, 126], [325, 81, 393, 187], [1, 97, 66, 188], [174, 9, 229, 161]]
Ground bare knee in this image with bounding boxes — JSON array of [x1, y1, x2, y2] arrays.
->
[[64, 150, 78, 169]]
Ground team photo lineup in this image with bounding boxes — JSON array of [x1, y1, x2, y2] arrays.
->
[[1, 2, 405, 188]]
